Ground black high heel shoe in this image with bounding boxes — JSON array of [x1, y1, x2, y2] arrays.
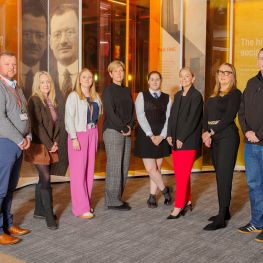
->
[[147, 194, 157, 208], [167, 209, 185, 220], [183, 203, 193, 214], [162, 186, 172, 205]]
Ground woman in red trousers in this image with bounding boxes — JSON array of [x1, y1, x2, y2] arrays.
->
[[167, 67, 203, 219]]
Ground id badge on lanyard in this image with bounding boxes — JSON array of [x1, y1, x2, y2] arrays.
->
[[20, 113, 28, 121], [0, 77, 28, 121]]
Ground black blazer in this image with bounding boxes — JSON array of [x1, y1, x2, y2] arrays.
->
[[49, 62, 69, 176], [167, 85, 203, 150], [50, 62, 65, 122], [28, 96, 59, 151]]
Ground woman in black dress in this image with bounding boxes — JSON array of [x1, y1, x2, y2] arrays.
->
[[135, 71, 172, 208], [202, 63, 241, 230]]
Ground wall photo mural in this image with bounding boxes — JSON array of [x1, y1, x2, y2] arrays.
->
[[20, 0, 81, 178]]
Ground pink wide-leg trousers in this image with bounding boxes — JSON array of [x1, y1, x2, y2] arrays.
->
[[68, 127, 98, 216]]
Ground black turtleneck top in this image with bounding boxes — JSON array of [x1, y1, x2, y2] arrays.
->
[[102, 82, 134, 133], [203, 88, 241, 134]]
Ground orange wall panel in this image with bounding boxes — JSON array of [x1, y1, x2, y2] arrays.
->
[[149, 0, 161, 71]]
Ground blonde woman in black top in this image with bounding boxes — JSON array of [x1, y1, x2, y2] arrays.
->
[[102, 61, 134, 211], [202, 63, 241, 230]]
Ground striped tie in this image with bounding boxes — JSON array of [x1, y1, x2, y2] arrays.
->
[[153, 92, 158, 99]]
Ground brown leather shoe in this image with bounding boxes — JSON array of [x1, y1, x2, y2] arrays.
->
[[0, 233, 21, 245], [7, 226, 30, 236]]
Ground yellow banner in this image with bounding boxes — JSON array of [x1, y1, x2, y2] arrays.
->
[[234, 0, 263, 168]]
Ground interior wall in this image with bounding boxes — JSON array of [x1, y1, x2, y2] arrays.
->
[[1, 0, 257, 188]]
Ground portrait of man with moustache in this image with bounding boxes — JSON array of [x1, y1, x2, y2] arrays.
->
[[49, 3, 79, 176], [49, 3, 79, 97], [21, 3, 47, 100]]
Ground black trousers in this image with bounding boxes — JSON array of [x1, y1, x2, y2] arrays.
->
[[211, 126, 240, 208]]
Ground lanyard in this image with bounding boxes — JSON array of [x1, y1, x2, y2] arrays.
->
[[88, 102, 93, 121], [87, 98, 94, 121], [0, 76, 23, 110]]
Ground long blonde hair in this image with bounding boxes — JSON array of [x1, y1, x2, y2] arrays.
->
[[211, 63, 237, 97], [31, 71, 57, 106], [74, 68, 103, 113]]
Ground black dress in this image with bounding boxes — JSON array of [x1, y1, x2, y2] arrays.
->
[[134, 90, 171, 158]]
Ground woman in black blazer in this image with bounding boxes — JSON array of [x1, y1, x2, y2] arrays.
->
[[167, 67, 203, 219], [25, 71, 59, 230]]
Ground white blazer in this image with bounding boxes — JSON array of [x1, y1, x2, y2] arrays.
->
[[65, 91, 102, 139]]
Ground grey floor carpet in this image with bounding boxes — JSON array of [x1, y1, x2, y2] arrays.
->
[[0, 172, 262, 263]]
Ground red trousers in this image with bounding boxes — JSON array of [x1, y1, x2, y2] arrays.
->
[[172, 149, 196, 208]]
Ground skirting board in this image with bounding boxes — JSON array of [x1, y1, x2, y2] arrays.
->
[[16, 165, 245, 189]]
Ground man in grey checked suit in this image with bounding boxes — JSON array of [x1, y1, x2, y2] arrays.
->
[[0, 52, 31, 245]]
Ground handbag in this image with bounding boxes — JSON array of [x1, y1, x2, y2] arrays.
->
[[24, 143, 58, 165]]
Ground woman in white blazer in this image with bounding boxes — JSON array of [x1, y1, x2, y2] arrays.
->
[[65, 68, 102, 219]]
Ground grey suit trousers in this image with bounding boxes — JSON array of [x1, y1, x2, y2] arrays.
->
[[103, 129, 131, 206]]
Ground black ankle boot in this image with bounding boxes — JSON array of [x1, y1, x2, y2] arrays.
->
[[34, 184, 57, 220], [208, 208, 231, 221], [47, 186, 57, 219], [40, 189, 58, 230], [33, 183, 45, 219], [147, 194, 157, 208], [162, 186, 172, 205], [204, 207, 227, 231], [203, 219, 226, 231]]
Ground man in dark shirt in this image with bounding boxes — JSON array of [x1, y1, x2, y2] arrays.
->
[[238, 48, 263, 243]]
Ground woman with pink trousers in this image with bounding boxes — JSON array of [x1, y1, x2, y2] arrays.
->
[[65, 68, 102, 219]]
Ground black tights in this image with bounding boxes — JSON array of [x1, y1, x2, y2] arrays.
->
[[35, 164, 51, 189]]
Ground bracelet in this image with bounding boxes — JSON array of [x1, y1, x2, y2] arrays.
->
[[209, 129, 215, 136]]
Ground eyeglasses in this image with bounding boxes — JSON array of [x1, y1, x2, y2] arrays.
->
[[217, 70, 233, 76], [51, 28, 77, 41]]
